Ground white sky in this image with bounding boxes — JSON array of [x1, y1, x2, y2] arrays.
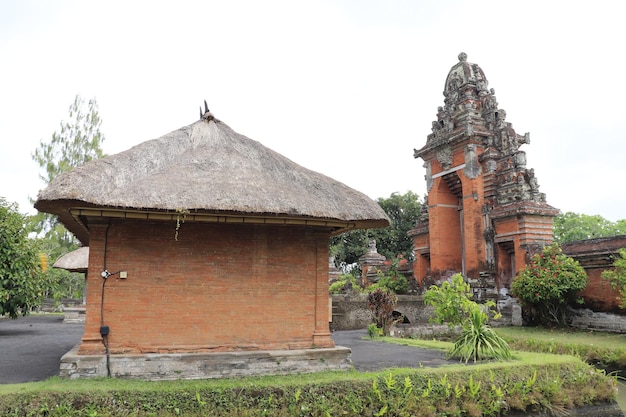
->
[[1, 0, 625, 221]]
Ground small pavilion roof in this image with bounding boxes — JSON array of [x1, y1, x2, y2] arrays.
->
[[52, 246, 89, 273], [35, 117, 390, 244]]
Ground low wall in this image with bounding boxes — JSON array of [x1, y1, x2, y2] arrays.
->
[[38, 298, 83, 313], [62, 306, 86, 323], [331, 294, 517, 331], [569, 308, 626, 333], [331, 294, 433, 330]]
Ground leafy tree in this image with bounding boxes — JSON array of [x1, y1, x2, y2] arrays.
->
[[553, 212, 624, 244], [0, 198, 47, 318], [371, 191, 423, 260], [601, 248, 626, 309], [32, 95, 106, 188], [31, 95, 106, 240], [614, 220, 626, 236], [30, 95, 106, 299], [330, 228, 369, 272], [330, 191, 423, 269], [511, 244, 587, 327]]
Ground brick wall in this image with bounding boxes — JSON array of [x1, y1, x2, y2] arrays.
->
[[562, 236, 626, 314], [79, 219, 333, 354], [428, 177, 463, 275]]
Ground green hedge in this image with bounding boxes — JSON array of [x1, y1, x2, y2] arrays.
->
[[0, 357, 617, 417]]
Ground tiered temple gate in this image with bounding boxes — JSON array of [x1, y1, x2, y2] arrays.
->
[[410, 53, 559, 295]]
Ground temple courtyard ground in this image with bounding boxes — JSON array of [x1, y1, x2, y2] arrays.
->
[[0, 315, 455, 384]]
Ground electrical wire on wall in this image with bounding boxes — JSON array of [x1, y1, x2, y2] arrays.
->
[[100, 223, 112, 378], [100, 270, 111, 377]]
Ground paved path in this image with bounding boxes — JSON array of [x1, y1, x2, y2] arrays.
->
[[0, 316, 456, 384], [0, 315, 84, 384], [331, 329, 457, 371]]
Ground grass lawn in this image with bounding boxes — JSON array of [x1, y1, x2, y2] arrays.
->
[[494, 326, 626, 371], [495, 326, 626, 350]]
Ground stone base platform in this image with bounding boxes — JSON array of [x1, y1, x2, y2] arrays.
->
[[60, 345, 352, 380]]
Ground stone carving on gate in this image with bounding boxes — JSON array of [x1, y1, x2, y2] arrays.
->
[[436, 146, 453, 170], [464, 144, 481, 179]]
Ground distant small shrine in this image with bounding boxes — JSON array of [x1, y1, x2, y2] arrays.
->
[[358, 240, 387, 285], [410, 53, 559, 294]]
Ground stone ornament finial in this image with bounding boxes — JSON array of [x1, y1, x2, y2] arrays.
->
[[458, 52, 467, 62], [199, 100, 214, 122]]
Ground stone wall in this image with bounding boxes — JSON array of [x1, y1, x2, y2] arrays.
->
[[569, 308, 626, 333], [39, 298, 83, 312], [330, 294, 516, 331], [331, 294, 434, 331]]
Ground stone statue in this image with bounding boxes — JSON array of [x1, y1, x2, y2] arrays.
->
[[484, 93, 498, 111], [436, 146, 453, 170], [514, 151, 527, 168], [527, 168, 539, 192], [424, 161, 433, 191]]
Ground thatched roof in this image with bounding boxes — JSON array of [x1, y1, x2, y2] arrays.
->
[[53, 246, 89, 273], [35, 117, 390, 244]]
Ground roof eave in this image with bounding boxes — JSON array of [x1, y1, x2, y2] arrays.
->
[[35, 200, 390, 245]]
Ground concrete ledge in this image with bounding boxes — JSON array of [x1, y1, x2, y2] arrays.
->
[[62, 306, 86, 324], [60, 345, 352, 380]]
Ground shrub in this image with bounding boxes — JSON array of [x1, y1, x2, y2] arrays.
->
[[423, 273, 474, 328], [511, 244, 587, 327], [367, 323, 381, 339], [601, 247, 626, 308], [424, 273, 509, 363], [367, 288, 397, 336], [0, 198, 47, 318]]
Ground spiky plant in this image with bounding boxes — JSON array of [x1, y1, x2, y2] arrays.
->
[[448, 306, 512, 363]]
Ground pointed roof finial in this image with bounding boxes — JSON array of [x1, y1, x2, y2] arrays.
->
[[458, 52, 467, 62], [199, 100, 214, 122]]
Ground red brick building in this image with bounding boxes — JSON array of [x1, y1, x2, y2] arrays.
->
[[410, 53, 559, 294], [35, 111, 389, 378]]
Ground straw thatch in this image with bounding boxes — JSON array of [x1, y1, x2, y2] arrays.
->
[[52, 246, 89, 272], [35, 118, 389, 244]]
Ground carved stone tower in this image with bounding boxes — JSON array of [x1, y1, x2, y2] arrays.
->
[[410, 53, 558, 294]]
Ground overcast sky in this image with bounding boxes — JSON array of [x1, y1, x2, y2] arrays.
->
[[1, 0, 624, 221]]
